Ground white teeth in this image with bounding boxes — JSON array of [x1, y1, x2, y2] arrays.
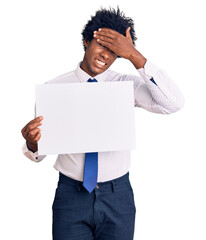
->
[[96, 59, 106, 66]]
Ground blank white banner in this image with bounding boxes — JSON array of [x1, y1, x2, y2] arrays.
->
[[35, 81, 136, 155]]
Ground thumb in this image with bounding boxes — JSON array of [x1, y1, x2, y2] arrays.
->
[[126, 27, 131, 36], [126, 27, 132, 42]]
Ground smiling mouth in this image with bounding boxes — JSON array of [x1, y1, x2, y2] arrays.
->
[[95, 59, 107, 67]]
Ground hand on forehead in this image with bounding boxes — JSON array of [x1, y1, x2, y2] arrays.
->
[[93, 26, 134, 60], [94, 28, 124, 38]]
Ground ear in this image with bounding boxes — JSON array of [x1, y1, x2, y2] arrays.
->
[[84, 40, 90, 49]]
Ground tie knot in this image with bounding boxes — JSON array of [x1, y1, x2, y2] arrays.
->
[[87, 78, 98, 83]]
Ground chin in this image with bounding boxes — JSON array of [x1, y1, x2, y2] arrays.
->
[[90, 66, 105, 76]]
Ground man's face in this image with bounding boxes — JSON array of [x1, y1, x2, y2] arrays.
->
[[81, 38, 118, 77]]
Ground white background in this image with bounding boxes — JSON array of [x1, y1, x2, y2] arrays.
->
[[0, 0, 205, 239]]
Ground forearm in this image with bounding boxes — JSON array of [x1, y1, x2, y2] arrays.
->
[[128, 48, 147, 69], [134, 60, 185, 113]]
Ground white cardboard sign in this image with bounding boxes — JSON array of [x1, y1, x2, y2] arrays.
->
[[35, 81, 136, 155]]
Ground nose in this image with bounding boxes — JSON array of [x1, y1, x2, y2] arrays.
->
[[100, 48, 111, 61]]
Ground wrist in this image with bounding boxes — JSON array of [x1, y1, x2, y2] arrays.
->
[[26, 141, 38, 153], [129, 49, 147, 69]]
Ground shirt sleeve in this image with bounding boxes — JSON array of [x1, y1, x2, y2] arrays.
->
[[132, 60, 185, 114], [22, 143, 46, 162]]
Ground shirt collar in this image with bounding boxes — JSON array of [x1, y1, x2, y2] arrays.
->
[[75, 61, 110, 83]]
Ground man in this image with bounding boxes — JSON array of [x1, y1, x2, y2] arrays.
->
[[21, 7, 184, 240]]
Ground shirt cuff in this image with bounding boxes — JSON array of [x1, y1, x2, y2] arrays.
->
[[137, 60, 160, 84], [22, 143, 40, 162]]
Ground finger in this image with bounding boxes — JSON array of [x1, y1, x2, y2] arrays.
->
[[95, 34, 114, 44], [27, 131, 41, 145], [98, 28, 120, 36], [27, 121, 42, 132], [33, 132, 41, 142], [94, 30, 115, 40], [96, 39, 113, 51], [27, 128, 41, 140], [22, 116, 43, 133], [126, 27, 133, 43], [126, 27, 131, 38], [27, 116, 43, 125], [22, 127, 40, 142], [23, 121, 43, 138]]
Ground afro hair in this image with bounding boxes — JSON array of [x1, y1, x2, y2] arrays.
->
[[81, 7, 137, 52]]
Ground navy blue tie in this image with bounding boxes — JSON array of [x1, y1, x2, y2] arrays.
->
[[83, 78, 98, 193]]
